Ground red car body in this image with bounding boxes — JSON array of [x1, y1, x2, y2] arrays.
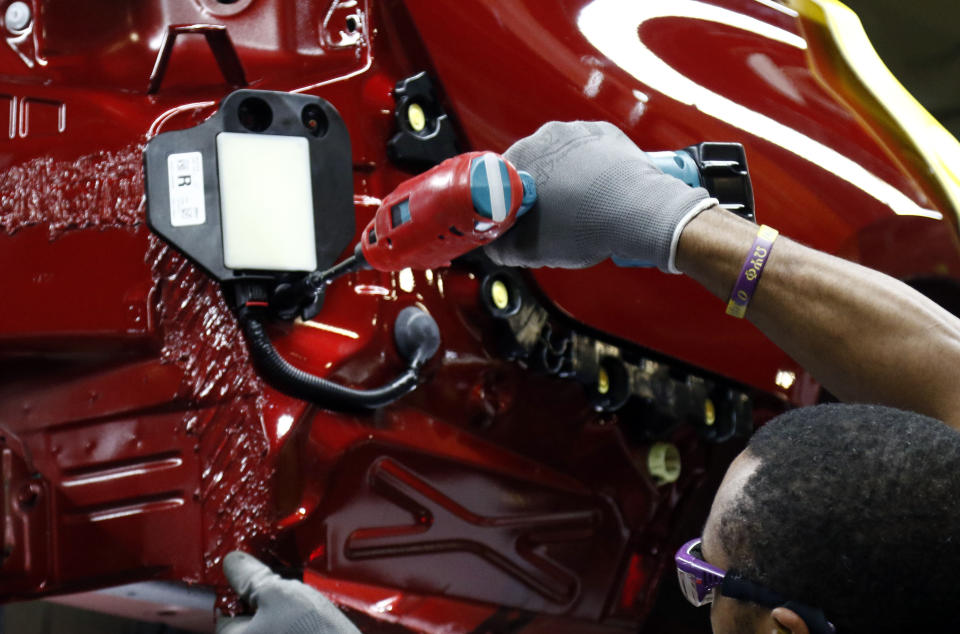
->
[[0, 1, 957, 631]]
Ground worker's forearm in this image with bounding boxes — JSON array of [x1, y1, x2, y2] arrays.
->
[[676, 206, 960, 429]]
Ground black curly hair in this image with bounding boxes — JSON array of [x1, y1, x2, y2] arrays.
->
[[718, 403, 960, 633]]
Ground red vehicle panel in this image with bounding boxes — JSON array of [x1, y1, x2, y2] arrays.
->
[[0, 1, 956, 632]]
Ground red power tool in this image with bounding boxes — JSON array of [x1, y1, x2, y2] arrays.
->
[[271, 151, 535, 320], [359, 150, 537, 271]]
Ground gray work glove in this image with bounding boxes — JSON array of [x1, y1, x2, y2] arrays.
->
[[484, 121, 717, 273], [217, 551, 361, 634]]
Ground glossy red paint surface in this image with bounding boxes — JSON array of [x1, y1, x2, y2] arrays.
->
[[0, 1, 957, 632], [404, 0, 960, 394]]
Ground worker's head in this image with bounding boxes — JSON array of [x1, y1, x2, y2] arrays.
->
[[684, 403, 960, 634]]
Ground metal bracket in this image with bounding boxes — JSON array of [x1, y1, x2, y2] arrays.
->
[[148, 24, 247, 95]]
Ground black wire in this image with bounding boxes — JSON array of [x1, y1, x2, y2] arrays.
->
[[239, 313, 420, 410]]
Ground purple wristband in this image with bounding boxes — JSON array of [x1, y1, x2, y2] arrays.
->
[[726, 225, 779, 318]]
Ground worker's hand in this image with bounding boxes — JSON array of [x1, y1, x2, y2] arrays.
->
[[485, 121, 716, 272], [216, 551, 361, 634]]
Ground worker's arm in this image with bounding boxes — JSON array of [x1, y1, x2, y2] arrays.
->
[[677, 206, 960, 429], [486, 121, 960, 429]]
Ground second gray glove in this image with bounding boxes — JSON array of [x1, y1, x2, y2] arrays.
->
[[484, 121, 716, 273], [217, 551, 361, 634]]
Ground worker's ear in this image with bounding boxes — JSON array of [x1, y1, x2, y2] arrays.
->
[[767, 606, 810, 634]]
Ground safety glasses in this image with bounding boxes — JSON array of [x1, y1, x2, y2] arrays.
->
[[674, 537, 837, 633], [675, 537, 726, 606]]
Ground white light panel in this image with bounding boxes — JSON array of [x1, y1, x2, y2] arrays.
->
[[217, 132, 318, 272]]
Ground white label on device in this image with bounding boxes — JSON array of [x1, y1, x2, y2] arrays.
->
[[167, 151, 206, 227]]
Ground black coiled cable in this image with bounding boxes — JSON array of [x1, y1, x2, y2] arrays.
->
[[239, 306, 440, 410]]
